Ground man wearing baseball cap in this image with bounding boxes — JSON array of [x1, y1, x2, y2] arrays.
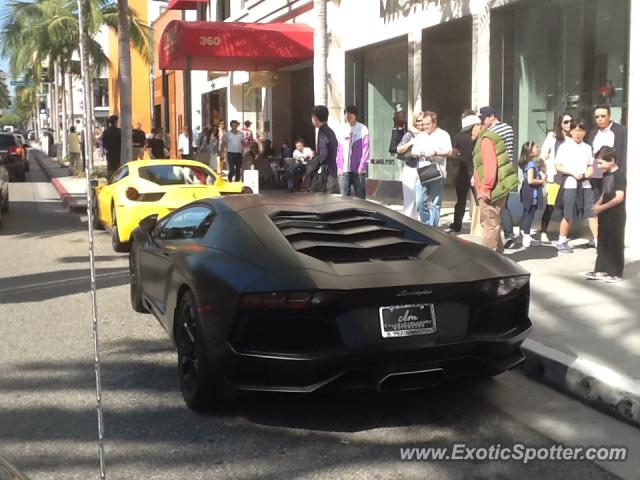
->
[[449, 110, 481, 232], [479, 106, 518, 246]]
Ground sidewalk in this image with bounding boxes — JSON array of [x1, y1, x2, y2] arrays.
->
[[32, 147, 105, 212], [34, 148, 640, 427]]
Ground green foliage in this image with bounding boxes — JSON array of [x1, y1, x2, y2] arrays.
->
[[0, 0, 151, 87], [0, 78, 10, 109], [0, 111, 25, 128]]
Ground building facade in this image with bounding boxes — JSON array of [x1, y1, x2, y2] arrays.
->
[[156, 0, 638, 242]]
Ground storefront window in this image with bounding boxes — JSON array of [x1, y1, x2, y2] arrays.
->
[[491, 0, 629, 149], [347, 38, 408, 181]]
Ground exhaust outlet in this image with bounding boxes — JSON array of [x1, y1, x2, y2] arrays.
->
[[378, 368, 445, 391]]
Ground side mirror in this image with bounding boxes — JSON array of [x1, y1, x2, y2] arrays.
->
[[140, 214, 158, 234]]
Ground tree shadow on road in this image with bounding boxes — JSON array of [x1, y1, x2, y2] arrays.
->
[[0, 267, 129, 304]]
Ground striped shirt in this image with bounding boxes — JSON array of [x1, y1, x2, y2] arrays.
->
[[489, 121, 515, 164]]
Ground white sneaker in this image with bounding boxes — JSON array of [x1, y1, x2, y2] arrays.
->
[[540, 233, 550, 243], [522, 235, 541, 248]]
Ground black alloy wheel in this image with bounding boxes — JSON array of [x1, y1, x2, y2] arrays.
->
[[129, 244, 147, 313], [175, 290, 214, 411], [111, 205, 130, 253]]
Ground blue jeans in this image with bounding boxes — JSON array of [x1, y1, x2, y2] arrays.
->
[[338, 172, 366, 199], [416, 178, 443, 227], [287, 162, 306, 191]]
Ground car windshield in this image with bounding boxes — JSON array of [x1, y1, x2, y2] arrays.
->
[[138, 164, 215, 186], [0, 136, 16, 148]]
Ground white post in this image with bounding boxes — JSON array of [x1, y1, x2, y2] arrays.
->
[[471, 0, 491, 110], [408, 30, 422, 124], [314, 0, 328, 106], [626, 0, 639, 246]]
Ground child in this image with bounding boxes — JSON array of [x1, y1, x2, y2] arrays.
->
[[518, 141, 546, 247], [553, 120, 597, 253], [585, 146, 626, 282]]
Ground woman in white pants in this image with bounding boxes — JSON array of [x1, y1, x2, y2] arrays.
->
[[396, 112, 423, 220]]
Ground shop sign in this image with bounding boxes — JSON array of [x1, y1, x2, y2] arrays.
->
[[369, 157, 403, 181], [199, 35, 222, 46]]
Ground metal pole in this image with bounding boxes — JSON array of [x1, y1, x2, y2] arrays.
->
[[76, 0, 105, 478], [162, 69, 169, 151], [185, 57, 193, 156]]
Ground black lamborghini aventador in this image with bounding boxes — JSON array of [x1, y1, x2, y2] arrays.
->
[[129, 194, 531, 410]]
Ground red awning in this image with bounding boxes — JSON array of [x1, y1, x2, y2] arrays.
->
[[166, 0, 207, 10], [158, 20, 314, 71]]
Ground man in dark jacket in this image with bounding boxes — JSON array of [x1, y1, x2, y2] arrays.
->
[[310, 105, 338, 193], [586, 105, 627, 201], [101, 115, 121, 177], [449, 112, 480, 232]]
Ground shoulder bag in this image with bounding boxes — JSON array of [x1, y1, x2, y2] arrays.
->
[[417, 161, 443, 186]]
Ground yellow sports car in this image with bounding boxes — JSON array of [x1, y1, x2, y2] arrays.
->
[[91, 159, 251, 252]]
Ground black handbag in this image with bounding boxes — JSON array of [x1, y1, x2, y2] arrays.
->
[[417, 162, 443, 185]]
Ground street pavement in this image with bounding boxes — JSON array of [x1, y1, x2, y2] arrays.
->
[[1, 154, 639, 479], [32, 148, 640, 428]]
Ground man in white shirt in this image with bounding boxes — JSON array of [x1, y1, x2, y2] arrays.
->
[[223, 120, 245, 182], [411, 111, 452, 227], [177, 126, 191, 159]]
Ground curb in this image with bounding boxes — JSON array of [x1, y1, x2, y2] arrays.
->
[[34, 153, 86, 213], [521, 339, 640, 427]]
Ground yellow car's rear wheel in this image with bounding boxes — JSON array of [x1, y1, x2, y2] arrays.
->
[[111, 205, 130, 253]]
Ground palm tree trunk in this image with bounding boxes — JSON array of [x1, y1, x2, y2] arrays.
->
[[60, 66, 69, 161], [313, 0, 328, 106], [68, 71, 74, 131], [117, 0, 133, 164], [52, 63, 61, 154]]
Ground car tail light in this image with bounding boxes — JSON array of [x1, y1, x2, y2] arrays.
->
[[240, 291, 342, 310], [138, 192, 165, 201], [125, 189, 165, 202], [8, 146, 23, 156], [126, 187, 140, 201]]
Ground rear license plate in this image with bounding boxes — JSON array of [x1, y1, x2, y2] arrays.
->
[[379, 304, 436, 338]]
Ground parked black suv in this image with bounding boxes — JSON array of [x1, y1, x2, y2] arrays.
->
[[0, 133, 27, 181]]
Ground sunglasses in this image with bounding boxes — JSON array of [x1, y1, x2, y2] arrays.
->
[[562, 119, 572, 124]]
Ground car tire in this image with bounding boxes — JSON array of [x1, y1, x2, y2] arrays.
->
[[1, 194, 8, 214], [129, 244, 147, 313], [17, 170, 26, 182], [25, 161, 29, 172], [111, 206, 130, 253], [175, 290, 216, 411], [92, 200, 104, 230]]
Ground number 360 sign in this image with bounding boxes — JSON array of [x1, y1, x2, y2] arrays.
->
[[199, 36, 222, 46]]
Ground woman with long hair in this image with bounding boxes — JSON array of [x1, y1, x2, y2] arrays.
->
[[396, 111, 422, 219], [198, 125, 219, 169], [539, 112, 572, 242]]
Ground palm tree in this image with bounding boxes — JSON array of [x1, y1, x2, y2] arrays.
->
[[0, 0, 150, 159], [117, 0, 133, 164], [0, 78, 10, 110]]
